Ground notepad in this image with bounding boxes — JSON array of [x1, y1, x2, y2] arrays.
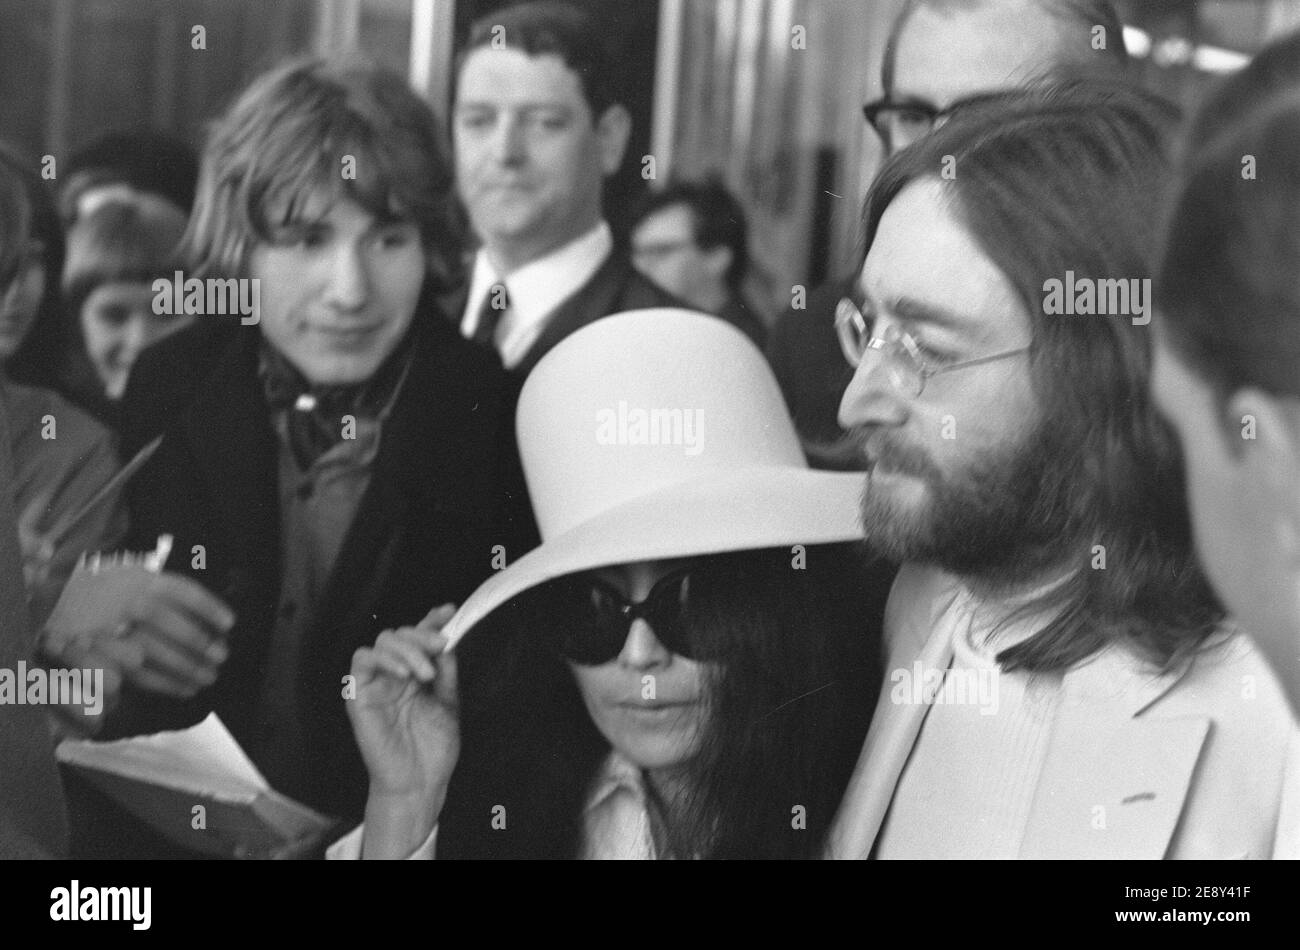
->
[[57, 713, 338, 858]]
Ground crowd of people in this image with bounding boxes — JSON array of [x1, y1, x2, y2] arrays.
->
[[0, 0, 1297, 860]]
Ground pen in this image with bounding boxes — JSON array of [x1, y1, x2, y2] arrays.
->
[[44, 435, 164, 549]]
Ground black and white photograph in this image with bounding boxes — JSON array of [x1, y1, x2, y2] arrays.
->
[[0, 0, 1297, 930]]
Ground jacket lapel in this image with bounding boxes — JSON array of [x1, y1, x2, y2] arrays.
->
[[1018, 649, 1208, 859], [437, 284, 469, 333], [308, 319, 481, 638], [310, 453, 410, 636], [180, 331, 281, 594], [827, 561, 1211, 861], [308, 345, 427, 638], [826, 574, 963, 859], [513, 252, 628, 377]]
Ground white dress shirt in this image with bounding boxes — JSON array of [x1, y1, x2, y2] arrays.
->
[[459, 221, 614, 370], [579, 751, 658, 859], [327, 751, 659, 860]]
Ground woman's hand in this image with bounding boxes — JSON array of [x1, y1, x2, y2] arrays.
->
[[346, 604, 460, 858]]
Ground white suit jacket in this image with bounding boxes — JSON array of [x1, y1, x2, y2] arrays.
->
[[828, 564, 1300, 859]]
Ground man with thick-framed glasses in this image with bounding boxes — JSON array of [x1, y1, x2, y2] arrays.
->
[[860, 97, 964, 158], [866, 0, 1128, 155], [767, 0, 1129, 470]]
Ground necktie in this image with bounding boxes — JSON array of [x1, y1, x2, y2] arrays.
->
[[261, 333, 414, 470], [471, 282, 509, 349]]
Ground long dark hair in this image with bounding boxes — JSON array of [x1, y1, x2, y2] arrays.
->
[[859, 80, 1222, 675], [439, 543, 885, 859], [0, 144, 68, 391], [1156, 29, 1300, 400]]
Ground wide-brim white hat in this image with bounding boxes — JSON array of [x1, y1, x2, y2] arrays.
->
[[443, 308, 866, 649]]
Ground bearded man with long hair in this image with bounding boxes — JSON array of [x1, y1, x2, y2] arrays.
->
[[829, 81, 1299, 860]]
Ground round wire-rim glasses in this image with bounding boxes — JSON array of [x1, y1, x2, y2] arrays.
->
[[834, 296, 1030, 398]]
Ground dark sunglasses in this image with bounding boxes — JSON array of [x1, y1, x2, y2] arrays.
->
[[523, 567, 711, 666]]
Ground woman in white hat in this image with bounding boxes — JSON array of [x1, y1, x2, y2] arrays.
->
[[332, 309, 890, 859]]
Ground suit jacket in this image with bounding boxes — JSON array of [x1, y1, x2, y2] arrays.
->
[[443, 249, 684, 379], [113, 309, 535, 823], [829, 563, 1300, 860], [717, 293, 768, 350], [0, 392, 68, 858], [766, 275, 857, 464]]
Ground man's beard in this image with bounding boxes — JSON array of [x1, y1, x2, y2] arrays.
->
[[852, 415, 1083, 586]]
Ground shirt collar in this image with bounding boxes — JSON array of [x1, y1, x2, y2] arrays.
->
[[579, 751, 659, 860], [462, 221, 613, 336], [585, 750, 648, 815]]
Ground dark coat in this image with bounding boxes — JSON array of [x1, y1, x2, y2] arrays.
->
[[112, 309, 535, 823], [717, 292, 768, 350], [766, 275, 859, 463], [0, 395, 68, 858]]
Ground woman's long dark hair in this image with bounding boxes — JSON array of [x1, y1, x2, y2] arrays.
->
[[438, 543, 886, 859], [0, 144, 68, 391]]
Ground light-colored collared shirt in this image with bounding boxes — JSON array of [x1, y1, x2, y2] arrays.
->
[[327, 751, 660, 860], [459, 222, 613, 370], [580, 751, 658, 859]]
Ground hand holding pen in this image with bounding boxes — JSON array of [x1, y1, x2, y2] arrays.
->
[[42, 533, 236, 702]]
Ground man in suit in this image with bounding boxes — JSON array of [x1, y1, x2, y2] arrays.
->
[[79, 58, 534, 831], [768, 0, 1131, 469], [829, 85, 1299, 859], [449, 1, 680, 378]]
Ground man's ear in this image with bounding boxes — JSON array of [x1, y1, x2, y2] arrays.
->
[[594, 104, 632, 177]]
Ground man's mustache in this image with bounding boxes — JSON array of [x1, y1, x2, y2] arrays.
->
[[843, 427, 940, 480]]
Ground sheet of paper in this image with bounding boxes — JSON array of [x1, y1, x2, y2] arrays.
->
[[56, 713, 270, 802]]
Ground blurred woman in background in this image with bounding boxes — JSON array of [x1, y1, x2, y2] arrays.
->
[[0, 152, 125, 629], [60, 199, 190, 425], [0, 146, 68, 396]]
